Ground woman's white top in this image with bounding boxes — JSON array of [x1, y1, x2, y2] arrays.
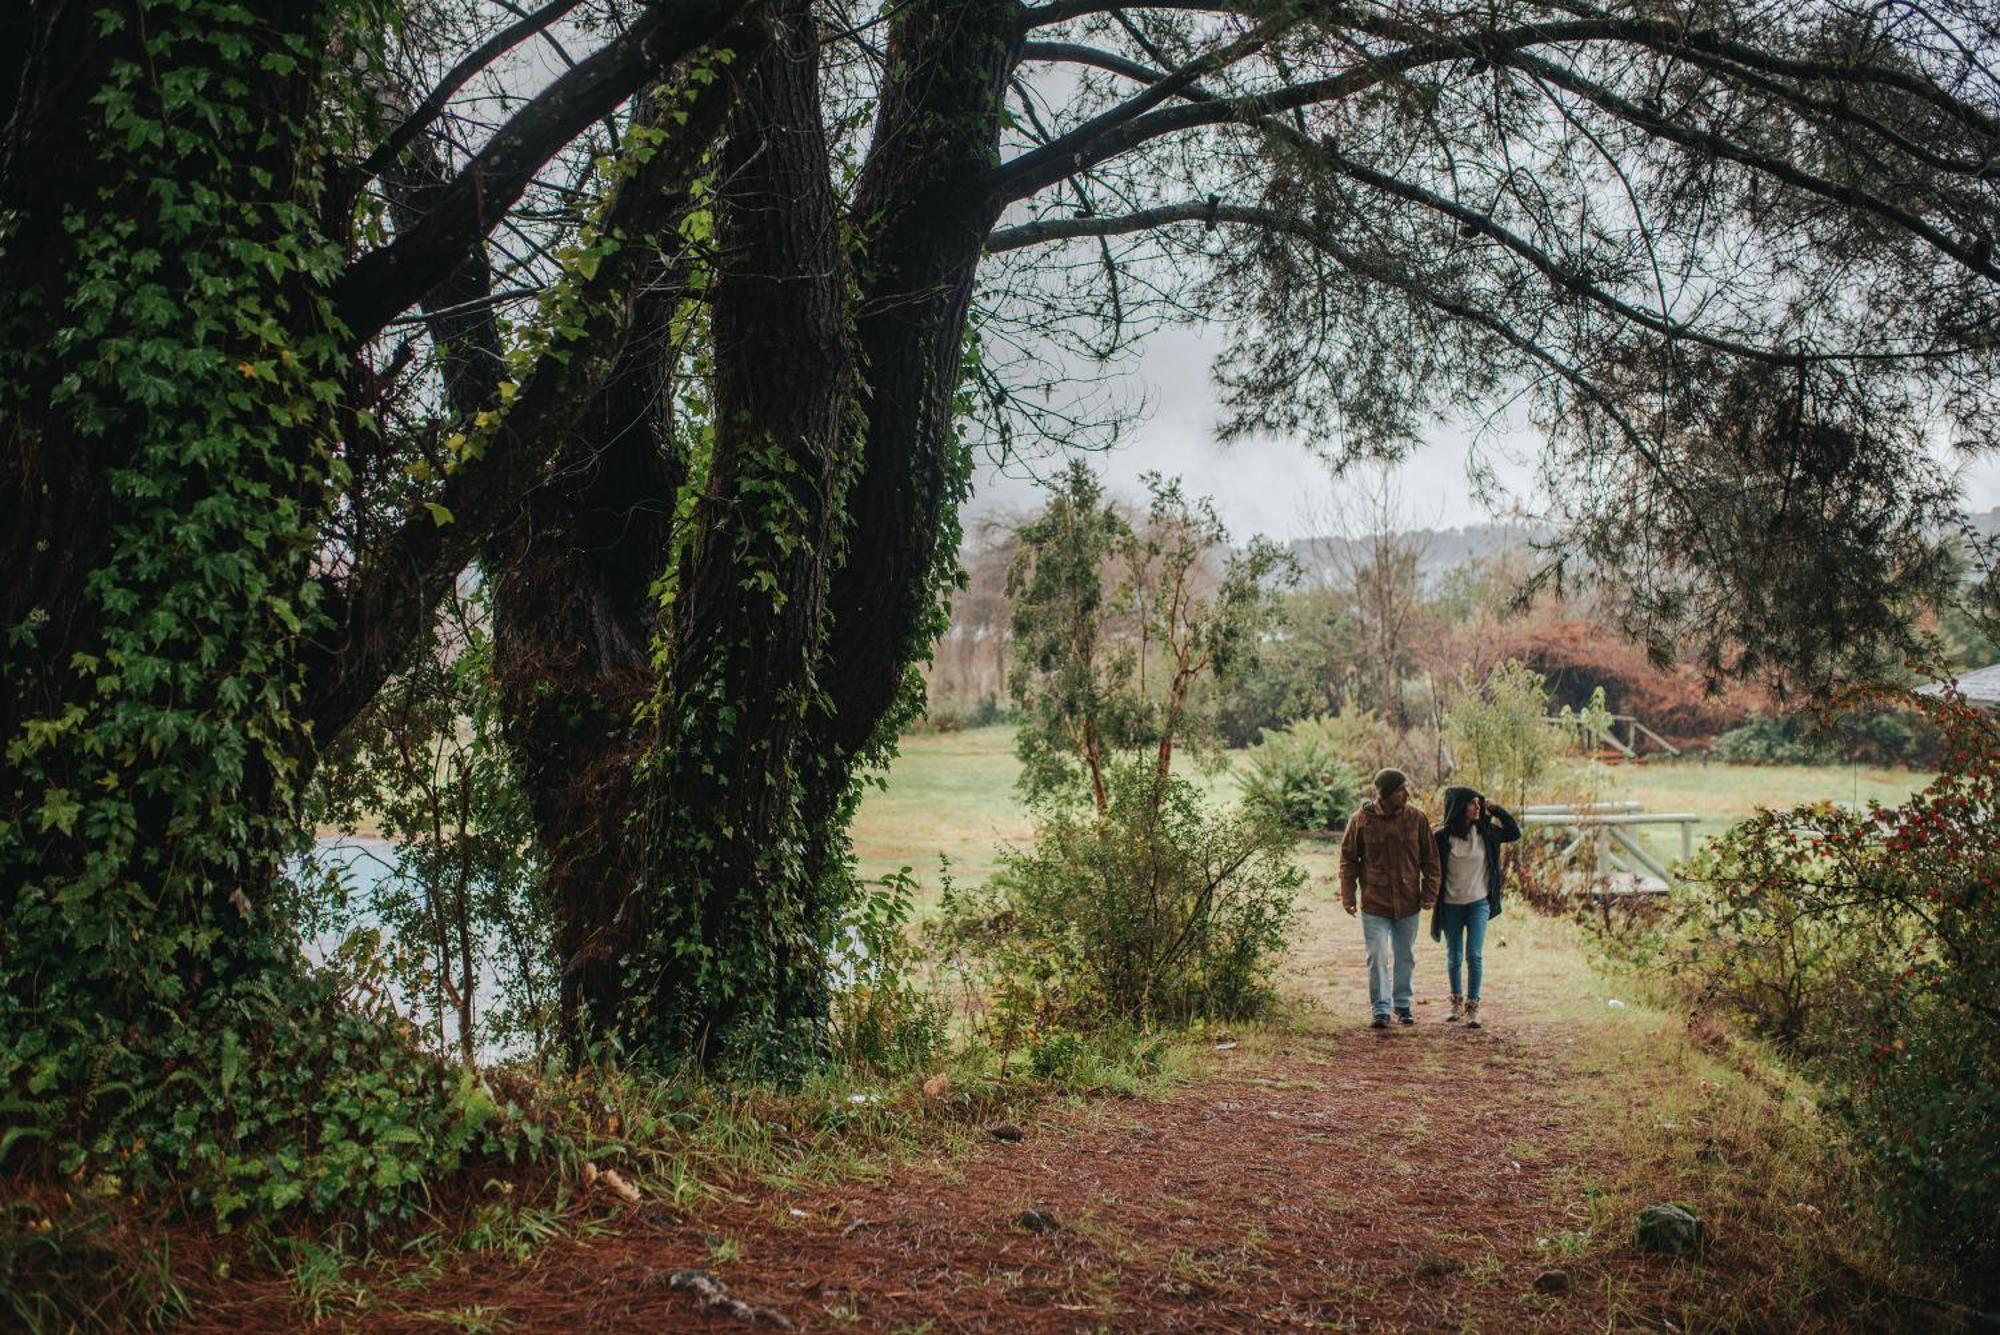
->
[[1444, 830, 1488, 905]]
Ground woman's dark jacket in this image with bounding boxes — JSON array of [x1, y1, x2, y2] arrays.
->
[[1428, 787, 1522, 941]]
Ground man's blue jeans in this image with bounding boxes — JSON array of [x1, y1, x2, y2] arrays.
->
[[1440, 898, 1491, 1001], [1361, 911, 1419, 1016]]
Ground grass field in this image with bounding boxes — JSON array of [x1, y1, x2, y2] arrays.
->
[[852, 723, 1933, 893]]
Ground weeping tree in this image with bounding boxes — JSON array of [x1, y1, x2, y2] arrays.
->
[[5, 0, 2000, 1199]]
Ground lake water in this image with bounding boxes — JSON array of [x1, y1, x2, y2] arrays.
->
[[305, 837, 869, 1064]]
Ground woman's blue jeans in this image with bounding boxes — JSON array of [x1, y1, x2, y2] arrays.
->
[[1440, 899, 1490, 1001]]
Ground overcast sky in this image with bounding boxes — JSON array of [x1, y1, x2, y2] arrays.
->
[[964, 323, 2000, 547]]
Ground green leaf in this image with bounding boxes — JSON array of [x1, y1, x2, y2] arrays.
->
[[37, 787, 81, 835], [0, 1123, 49, 1163]]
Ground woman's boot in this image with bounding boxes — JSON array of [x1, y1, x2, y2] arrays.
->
[[1446, 995, 1463, 1023], [1465, 998, 1482, 1029]]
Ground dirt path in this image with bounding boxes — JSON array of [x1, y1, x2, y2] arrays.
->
[[610, 1022, 1605, 1331], [200, 905, 1715, 1332]]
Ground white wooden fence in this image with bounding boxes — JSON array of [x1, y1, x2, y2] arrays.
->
[[1545, 713, 1682, 760], [1518, 801, 1700, 894]]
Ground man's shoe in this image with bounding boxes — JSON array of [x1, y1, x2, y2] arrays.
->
[[1446, 996, 1463, 1023], [1370, 1014, 1390, 1029], [1395, 1008, 1415, 1025]]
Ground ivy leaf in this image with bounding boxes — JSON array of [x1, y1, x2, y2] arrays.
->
[[37, 787, 82, 835], [424, 502, 455, 527]]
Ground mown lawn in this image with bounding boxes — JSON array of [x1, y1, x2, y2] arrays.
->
[[851, 724, 1933, 892]]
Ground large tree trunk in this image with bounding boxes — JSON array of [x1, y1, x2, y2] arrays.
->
[[378, 89, 693, 1053], [797, 0, 1023, 879], [488, 278, 682, 1048], [0, 0, 348, 1143], [628, 0, 856, 1069]]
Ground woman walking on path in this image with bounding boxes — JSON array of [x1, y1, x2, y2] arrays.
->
[[1430, 788, 1521, 1029]]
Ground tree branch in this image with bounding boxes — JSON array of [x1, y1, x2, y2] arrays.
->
[[1019, 0, 1235, 29], [992, 192, 1791, 366], [993, 17, 1685, 202], [1020, 39, 1217, 100], [1502, 47, 2000, 283], [357, 0, 590, 183], [332, 0, 752, 345], [987, 196, 1728, 572], [306, 32, 761, 750], [1512, 0, 2000, 142], [1001, 24, 1273, 197]]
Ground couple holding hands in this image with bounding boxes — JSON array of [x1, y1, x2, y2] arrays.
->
[[1338, 768, 1521, 1030]]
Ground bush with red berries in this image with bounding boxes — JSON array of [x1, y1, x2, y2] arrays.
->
[[1672, 692, 1999, 1284]]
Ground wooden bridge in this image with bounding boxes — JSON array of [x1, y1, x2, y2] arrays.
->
[[1546, 713, 1681, 761], [1519, 801, 1700, 895]]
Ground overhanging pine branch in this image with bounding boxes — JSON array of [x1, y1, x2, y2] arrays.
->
[[1019, 0, 1236, 29], [989, 199, 1721, 576], [992, 17, 1685, 202], [1020, 39, 1218, 100], [1503, 48, 2000, 284], [985, 199, 1954, 366]]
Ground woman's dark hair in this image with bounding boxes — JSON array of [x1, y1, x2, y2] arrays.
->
[[1442, 786, 1481, 837]]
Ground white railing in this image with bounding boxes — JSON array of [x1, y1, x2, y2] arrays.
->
[[1545, 713, 1683, 760], [1519, 802, 1700, 894]]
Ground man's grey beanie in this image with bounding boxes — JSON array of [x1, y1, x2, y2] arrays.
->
[[1373, 767, 1408, 798]]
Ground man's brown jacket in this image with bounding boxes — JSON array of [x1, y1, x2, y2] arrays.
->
[[1338, 798, 1441, 918]]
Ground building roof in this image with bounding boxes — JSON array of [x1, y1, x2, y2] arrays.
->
[[1916, 662, 2000, 706]]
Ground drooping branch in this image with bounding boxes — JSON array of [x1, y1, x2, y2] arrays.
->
[[1019, 0, 1236, 29], [1020, 39, 1217, 100], [332, 0, 753, 344], [998, 36, 1989, 367], [987, 198, 1723, 584], [991, 177, 1805, 367], [1444, 0, 2000, 142], [993, 17, 1705, 202], [1499, 48, 2000, 283]]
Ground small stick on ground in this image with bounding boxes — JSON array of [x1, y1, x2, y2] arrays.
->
[[646, 1267, 795, 1329]]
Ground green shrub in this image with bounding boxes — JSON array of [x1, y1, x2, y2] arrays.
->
[[1241, 716, 1367, 832], [1708, 714, 1829, 765], [1709, 708, 1940, 768], [1670, 696, 2000, 1290], [1445, 661, 1587, 807], [1835, 707, 1942, 768], [929, 765, 1302, 1044]]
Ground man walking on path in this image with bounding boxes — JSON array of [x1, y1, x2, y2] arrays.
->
[[1339, 769, 1441, 1029]]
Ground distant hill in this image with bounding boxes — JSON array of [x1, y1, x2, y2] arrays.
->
[[1291, 505, 2000, 586], [1285, 521, 1544, 587]]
